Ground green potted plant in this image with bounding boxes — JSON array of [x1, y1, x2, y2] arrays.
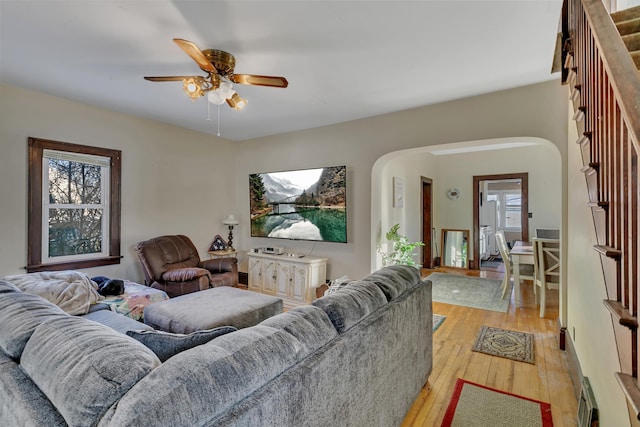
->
[[378, 224, 425, 268]]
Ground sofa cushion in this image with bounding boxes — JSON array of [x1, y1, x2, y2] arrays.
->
[[161, 267, 210, 282], [20, 316, 160, 427], [209, 272, 239, 288], [260, 305, 338, 357], [81, 309, 155, 335], [0, 290, 68, 359], [101, 325, 307, 426], [361, 265, 422, 301], [0, 280, 20, 294], [0, 349, 67, 426], [126, 326, 237, 362], [312, 281, 387, 333]]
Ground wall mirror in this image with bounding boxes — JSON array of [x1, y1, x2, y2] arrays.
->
[[441, 229, 469, 269]]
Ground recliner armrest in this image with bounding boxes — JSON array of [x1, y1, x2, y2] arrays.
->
[[200, 257, 238, 274], [161, 267, 210, 283]]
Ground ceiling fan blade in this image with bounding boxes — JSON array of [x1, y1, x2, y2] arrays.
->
[[232, 74, 288, 88], [173, 38, 217, 73], [144, 76, 197, 82]]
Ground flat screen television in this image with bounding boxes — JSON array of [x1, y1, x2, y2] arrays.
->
[[249, 165, 347, 243]]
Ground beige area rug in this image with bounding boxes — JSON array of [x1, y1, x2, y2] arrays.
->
[[427, 272, 510, 313], [441, 379, 553, 427], [472, 326, 535, 364]]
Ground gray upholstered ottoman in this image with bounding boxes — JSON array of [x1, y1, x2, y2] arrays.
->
[[143, 286, 283, 333]]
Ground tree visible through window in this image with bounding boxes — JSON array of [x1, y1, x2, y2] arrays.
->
[[27, 138, 121, 272], [45, 150, 108, 259]]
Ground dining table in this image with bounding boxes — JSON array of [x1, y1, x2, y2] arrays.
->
[[511, 240, 535, 306]]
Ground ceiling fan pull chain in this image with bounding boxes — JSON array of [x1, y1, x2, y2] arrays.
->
[[217, 104, 221, 137]]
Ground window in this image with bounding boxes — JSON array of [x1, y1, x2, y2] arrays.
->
[[27, 138, 121, 272], [504, 192, 522, 229], [487, 191, 522, 231]]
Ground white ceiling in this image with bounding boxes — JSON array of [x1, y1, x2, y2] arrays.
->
[[0, 0, 563, 141]]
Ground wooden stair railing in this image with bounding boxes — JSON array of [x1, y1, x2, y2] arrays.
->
[[562, 0, 640, 420]]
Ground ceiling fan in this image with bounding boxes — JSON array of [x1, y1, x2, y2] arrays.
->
[[144, 38, 288, 110]]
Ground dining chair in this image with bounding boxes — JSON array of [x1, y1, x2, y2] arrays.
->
[[535, 228, 560, 239], [495, 230, 535, 300], [495, 231, 512, 298], [532, 237, 561, 317]]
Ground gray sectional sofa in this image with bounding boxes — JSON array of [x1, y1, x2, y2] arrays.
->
[[0, 265, 432, 427]]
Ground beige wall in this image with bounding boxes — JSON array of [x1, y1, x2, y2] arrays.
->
[[0, 83, 236, 282], [375, 150, 437, 266], [566, 101, 629, 426]]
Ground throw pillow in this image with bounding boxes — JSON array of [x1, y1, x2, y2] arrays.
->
[[324, 275, 353, 295], [126, 326, 236, 362]]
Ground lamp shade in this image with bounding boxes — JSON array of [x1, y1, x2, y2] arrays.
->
[[227, 93, 248, 110], [207, 90, 226, 105], [183, 77, 204, 99], [207, 81, 236, 105], [223, 214, 239, 226]]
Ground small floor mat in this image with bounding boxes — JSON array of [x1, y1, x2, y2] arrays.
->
[[471, 326, 535, 364]]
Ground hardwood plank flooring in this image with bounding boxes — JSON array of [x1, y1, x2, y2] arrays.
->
[[402, 266, 578, 427]]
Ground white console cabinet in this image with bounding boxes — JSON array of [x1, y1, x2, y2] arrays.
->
[[247, 252, 327, 303]]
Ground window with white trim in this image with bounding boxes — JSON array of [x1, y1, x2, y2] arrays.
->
[[27, 138, 121, 272], [43, 149, 110, 262]]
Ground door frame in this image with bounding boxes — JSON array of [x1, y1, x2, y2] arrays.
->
[[421, 176, 434, 268], [472, 172, 529, 269]]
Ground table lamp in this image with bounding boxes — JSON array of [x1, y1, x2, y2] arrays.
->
[[223, 214, 240, 250]]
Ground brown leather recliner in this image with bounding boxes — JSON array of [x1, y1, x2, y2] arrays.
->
[[134, 235, 238, 297]]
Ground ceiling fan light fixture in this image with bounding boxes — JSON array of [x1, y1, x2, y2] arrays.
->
[[207, 80, 236, 105], [218, 80, 235, 98], [183, 77, 204, 99], [207, 90, 227, 105], [228, 93, 248, 110]]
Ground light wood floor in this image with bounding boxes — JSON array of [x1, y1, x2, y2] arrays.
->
[[401, 266, 578, 427]]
